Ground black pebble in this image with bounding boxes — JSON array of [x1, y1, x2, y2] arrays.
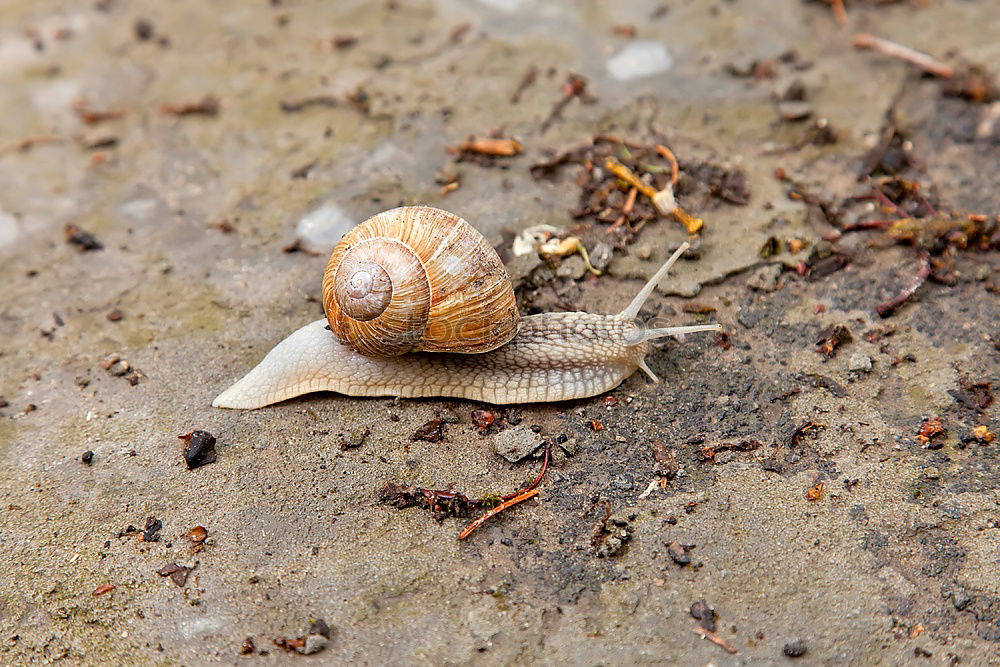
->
[[81, 450, 94, 465], [183, 430, 218, 470], [783, 640, 807, 657]]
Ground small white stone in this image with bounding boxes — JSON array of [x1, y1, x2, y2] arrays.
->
[[295, 203, 355, 251], [606, 41, 673, 81], [848, 353, 872, 373], [0, 209, 18, 248]]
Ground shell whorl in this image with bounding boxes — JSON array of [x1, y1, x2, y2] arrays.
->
[[322, 206, 520, 357]]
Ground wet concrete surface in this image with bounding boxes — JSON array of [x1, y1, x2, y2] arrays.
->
[[0, 0, 998, 664]]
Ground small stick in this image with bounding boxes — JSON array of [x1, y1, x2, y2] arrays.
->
[[830, 0, 848, 27], [693, 626, 739, 655], [608, 187, 638, 233], [876, 252, 931, 318], [841, 218, 896, 232], [604, 158, 703, 233], [0, 135, 67, 156], [862, 186, 906, 217], [502, 441, 551, 501], [655, 144, 680, 184], [853, 33, 954, 79], [459, 489, 539, 540], [540, 74, 588, 133]]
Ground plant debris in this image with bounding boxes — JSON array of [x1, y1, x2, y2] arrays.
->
[[540, 73, 592, 132], [697, 439, 762, 462], [693, 626, 739, 655], [187, 525, 208, 544], [380, 442, 551, 538], [412, 419, 445, 442], [806, 481, 824, 501], [690, 600, 717, 631], [156, 563, 191, 587], [666, 540, 693, 565], [449, 137, 522, 157], [179, 430, 217, 469], [790, 421, 826, 447], [273, 618, 331, 655], [471, 409, 497, 429], [101, 353, 144, 385], [816, 324, 852, 358], [64, 224, 103, 251], [160, 95, 220, 117], [141, 516, 162, 542], [531, 136, 751, 240], [917, 417, 945, 446], [92, 584, 115, 596], [970, 425, 995, 444], [279, 94, 339, 113]]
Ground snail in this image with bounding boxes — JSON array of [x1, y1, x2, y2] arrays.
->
[[213, 206, 720, 409]]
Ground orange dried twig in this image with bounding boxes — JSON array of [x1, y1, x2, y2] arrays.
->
[[693, 626, 739, 654], [604, 158, 703, 233], [455, 137, 522, 157], [853, 33, 954, 79], [830, 0, 848, 27], [608, 186, 638, 233], [459, 489, 539, 540], [655, 144, 680, 185]]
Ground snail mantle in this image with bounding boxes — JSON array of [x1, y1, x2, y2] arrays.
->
[[213, 206, 719, 409]]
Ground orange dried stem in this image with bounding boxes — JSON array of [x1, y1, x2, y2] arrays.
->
[[673, 207, 704, 234], [830, 0, 848, 27], [605, 157, 703, 234], [459, 488, 539, 540], [853, 33, 954, 78], [655, 144, 680, 184], [693, 626, 739, 654], [604, 158, 657, 199]]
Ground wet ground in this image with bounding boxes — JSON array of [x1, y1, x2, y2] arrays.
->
[[1, 0, 998, 664]]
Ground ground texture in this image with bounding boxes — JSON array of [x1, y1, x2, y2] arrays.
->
[[0, 1, 997, 664]]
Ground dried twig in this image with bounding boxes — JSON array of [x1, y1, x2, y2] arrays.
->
[[693, 626, 739, 654], [853, 33, 954, 79], [604, 158, 703, 233], [540, 74, 589, 132], [0, 135, 67, 156], [876, 251, 931, 317], [655, 144, 680, 184], [459, 489, 539, 540], [830, 0, 848, 27], [453, 138, 522, 157]]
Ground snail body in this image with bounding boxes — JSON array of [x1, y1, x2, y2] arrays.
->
[[213, 207, 719, 409]]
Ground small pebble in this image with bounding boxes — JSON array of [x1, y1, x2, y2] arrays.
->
[[412, 419, 445, 442], [848, 353, 872, 373], [492, 424, 544, 463], [783, 640, 807, 657], [81, 450, 94, 465], [606, 41, 673, 81], [180, 430, 217, 470]]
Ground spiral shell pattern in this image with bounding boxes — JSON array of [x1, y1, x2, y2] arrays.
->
[[322, 206, 520, 357]]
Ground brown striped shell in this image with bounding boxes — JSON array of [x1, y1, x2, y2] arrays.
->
[[321, 206, 520, 357]]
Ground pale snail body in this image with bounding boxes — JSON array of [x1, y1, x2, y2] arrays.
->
[[213, 207, 719, 410]]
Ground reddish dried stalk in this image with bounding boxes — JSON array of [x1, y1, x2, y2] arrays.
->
[[655, 144, 680, 184], [876, 252, 931, 318], [853, 33, 954, 79], [693, 626, 739, 654], [459, 489, 540, 540]]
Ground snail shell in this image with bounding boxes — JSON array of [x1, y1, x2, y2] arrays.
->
[[321, 206, 520, 357]]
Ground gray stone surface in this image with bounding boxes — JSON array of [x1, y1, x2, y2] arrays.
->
[[0, 1, 997, 665]]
